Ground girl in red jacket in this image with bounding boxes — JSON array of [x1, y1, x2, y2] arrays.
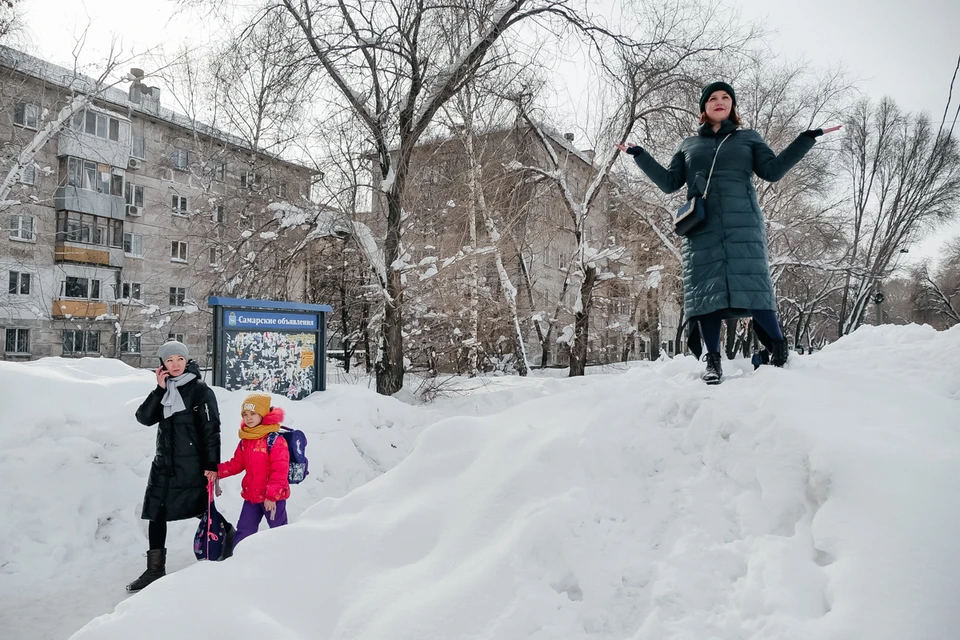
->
[[217, 393, 290, 545]]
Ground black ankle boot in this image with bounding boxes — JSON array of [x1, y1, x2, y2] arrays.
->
[[126, 548, 166, 593], [771, 340, 789, 367], [751, 349, 770, 370], [702, 353, 723, 385]]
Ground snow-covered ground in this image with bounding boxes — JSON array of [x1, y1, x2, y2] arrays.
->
[[3, 324, 960, 639]]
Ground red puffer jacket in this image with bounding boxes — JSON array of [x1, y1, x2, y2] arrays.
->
[[218, 408, 290, 503]]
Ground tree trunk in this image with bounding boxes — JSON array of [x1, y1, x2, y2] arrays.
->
[[724, 318, 737, 360], [462, 120, 482, 376], [376, 190, 405, 395], [476, 199, 528, 375], [517, 251, 551, 369], [674, 315, 684, 357], [569, 266, 597, 377], [339, 264, 351, 373]]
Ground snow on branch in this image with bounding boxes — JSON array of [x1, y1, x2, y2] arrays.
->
[[0, 94, 89, 203], [269, 201, 388, 288]]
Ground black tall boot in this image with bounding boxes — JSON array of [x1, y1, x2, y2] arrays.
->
[[771, 339, 789, 368], [126, 548, 166, 593], [702, 352, 723, 385]]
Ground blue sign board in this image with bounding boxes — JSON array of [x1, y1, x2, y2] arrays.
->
[[209, 297, 333, 399], [224, 309, 318, 331]]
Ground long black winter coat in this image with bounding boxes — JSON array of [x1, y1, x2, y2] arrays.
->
[[136, 361, 221, 521], [631, 119, 816, 319]]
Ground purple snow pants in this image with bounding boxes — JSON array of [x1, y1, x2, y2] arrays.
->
[[234, 499, 288, 546]]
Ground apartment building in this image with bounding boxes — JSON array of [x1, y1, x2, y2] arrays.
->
[[371, 123, 679, 370], [1, 45, 315, 366]]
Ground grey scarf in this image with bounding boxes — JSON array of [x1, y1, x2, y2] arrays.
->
[[161, 372, 197, 418]]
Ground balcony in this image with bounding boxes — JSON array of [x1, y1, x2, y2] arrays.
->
[[54, 185, 125, 220], [51, 300, 119, 320], [58, 130, 129, 168], [54, 242, 124, 268]]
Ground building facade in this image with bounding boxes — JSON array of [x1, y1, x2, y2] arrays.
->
[[1, 46, 315, 366], [369, 123, 680, 372]]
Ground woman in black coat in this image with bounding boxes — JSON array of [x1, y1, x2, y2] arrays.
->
[[618, 81, 839, 383], [126, 341, 221, 592]]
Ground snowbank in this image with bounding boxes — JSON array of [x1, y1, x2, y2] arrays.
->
[[0, 358, 436, 640], [53, 324, 960, 640]]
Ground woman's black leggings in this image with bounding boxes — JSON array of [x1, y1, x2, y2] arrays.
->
[[698, 309, 784, 355], [148, 508, 167, 550]]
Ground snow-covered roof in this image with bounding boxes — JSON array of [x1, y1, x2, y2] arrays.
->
[[0, 45, 313, 173]]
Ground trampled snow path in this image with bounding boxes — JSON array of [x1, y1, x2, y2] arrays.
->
[[3, 324, 960, 639]]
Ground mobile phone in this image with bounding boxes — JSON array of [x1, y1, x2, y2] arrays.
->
[[159, 358, 168, 372]]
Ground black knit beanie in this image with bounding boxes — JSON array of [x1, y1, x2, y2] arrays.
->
[[699, 82, 736, 114]]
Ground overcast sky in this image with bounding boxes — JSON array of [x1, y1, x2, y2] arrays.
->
[[15, 0, 960, 259]]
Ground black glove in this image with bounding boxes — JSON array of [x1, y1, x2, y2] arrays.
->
[[625, 145, 644, 156], [801, 129, 823, 139]]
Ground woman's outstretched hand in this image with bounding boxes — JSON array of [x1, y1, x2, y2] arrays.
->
[[615, 142, 643, 156], [803, 125, 842, 139]]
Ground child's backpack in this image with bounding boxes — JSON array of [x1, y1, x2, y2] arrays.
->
[[267, 426, 309, 484]]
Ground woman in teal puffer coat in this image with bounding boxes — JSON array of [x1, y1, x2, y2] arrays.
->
[[618, 81, 839, 384]]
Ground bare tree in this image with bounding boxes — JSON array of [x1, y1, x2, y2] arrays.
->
[[511, 1, 756, 376], [837, 97, 960, 334], [260, 0, 611, 394], [0, 0, 23, 45], [910, 238, 960, 327]]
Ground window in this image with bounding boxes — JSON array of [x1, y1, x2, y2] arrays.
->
[[14, 102, 39, 129], [171, 241, 188, 262], [209, 247, 222, 267], [10, 214, 35, 241], [241, 171, 262, 189], [62, 329, 100, 354], [206, 334, 213, 355], [171, 195, 188, 215], [19, 163, 36, 185], [277, 182, 288, 199], [71, 109, 121, 141], [168, 333, 185, 343], [125, 183, 145, 208], [213, 204, 224, 223], [120, 281, 142, 301], [558, 252, 567, 269], [8, 271, 30, 295], [61, 157, 124, 196], [667, 340, 675, 355], [170, 149, 189, 171], [123, 232, 144, 257], [119, 331, 141, 354], [206, 161, 225, 182], [62, 276, 101, 300], [131, 135, 146, 160], [56, 212, 122, 248], [169, 287, 186, 306], [5, 328, 29, 354]]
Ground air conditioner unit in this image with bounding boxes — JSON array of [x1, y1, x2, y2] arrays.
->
[[127, 158, 142, 170], [125, 204, 140, 216]]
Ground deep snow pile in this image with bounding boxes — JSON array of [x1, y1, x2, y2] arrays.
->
[[4, 324, 960, 640], [0, 358, 438, 640]]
